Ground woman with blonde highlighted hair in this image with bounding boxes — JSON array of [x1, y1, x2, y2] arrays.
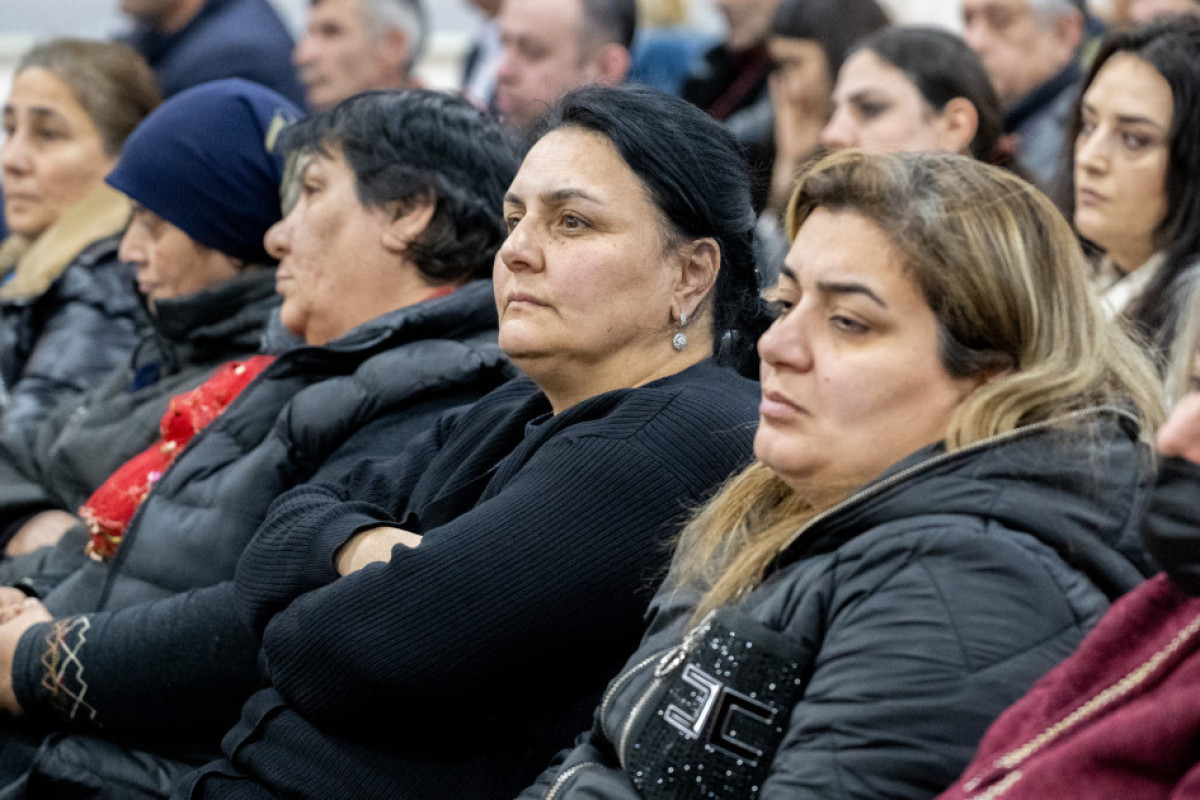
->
[[521, 150, 1163, 800]]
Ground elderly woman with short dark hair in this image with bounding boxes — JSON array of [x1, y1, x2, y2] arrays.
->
[[0, 86, 520, 796]]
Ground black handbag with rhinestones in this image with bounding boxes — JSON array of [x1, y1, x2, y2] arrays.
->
[[622, 605, 808, 800]]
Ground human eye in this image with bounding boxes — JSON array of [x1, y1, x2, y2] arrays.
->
[[561, 213, 587, 231], [764, 286, 797, 319], [1121, 131, 1152, 152], [986, 6, 1016, 31], [519, 40, 549, 61], [765, 297, 794, 318], [855, 100, 888, 121], [830, 314, 869, 334], [130, 208, 162, 237], [1077, 116, 1097, 138], [503, 211, 522, 234], [31, 122, 62, 143]]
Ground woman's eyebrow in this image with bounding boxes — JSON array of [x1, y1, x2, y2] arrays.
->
[[1112, 113, 1168, 131], [816, 279, 888, 308], [503, 187, 597, 206]]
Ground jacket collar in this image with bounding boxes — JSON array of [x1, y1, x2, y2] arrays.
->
[[128, 0, 233, 61], [278, 278, 499, 359], [0, 184, 130, 300], [772, 407, 1152, 594], [1005, 60, 1082, 133]]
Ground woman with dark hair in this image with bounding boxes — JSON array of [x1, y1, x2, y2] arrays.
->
[[764, 0, 889, 213], [754, 0, 889, 280], [820, 27, 1004, 163], [519, 150, 1161, 799], [0, 38, 161, 432], [1057, 15, 1200, 364], [180, 85, 766, 799]]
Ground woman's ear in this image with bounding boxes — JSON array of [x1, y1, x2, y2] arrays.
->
[[935, 97, 980, 156], [381, 199, 436, 255], [673, 237, 720, 320]]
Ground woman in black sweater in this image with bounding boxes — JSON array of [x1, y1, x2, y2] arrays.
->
[[180, 86, 770, 799]]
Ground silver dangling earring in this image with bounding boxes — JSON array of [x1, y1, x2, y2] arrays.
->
[[673, 311, 688, 351]]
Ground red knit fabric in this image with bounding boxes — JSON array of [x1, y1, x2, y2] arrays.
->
[[79, 355, 274, 561], [939, 573, 1200, 800]]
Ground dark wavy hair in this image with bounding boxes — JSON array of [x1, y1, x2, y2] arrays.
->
[[278, 89, 521, 284], [771, 0, 890, 76], [1055, 16, 1200, 354], [853, 26, 1004, 164], [537, 85, 771, 374]]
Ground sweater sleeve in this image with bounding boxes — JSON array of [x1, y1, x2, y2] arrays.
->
[[11, 582, 261, 736], [234, 417, 453, 639], [758, 524, 1100, 800], [259, 433, 693, 729]]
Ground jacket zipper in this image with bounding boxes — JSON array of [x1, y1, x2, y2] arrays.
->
[[615, 610, 716, 768], [600, 648, 669, 735], [962, 608, 1200, 798], [544, 761, 604, 800]]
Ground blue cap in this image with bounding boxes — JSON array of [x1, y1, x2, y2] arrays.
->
[[107, 78, 301, 264]]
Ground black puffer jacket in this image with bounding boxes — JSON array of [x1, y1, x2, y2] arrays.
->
[[0, 234, 145, 435], [522, 409, 1155, 800], [4, 281, 513, 794], [0, 268, 278, 556]]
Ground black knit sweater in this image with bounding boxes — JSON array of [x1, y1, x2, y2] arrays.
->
[[181, 359, 760, 799]]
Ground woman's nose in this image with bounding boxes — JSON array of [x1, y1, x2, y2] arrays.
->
[[0, 130, 30, 176], [1075, 128, 1109, 175], [497, 216, 541, 274], [819, 108, 855, 151], [118, 221, 148, 266], [757, 309, 814, 374], [263, 218, 291, 261]]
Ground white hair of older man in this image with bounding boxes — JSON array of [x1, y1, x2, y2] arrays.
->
[[361, 0, 428, 70]]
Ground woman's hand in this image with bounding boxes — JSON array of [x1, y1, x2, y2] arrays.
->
[[5, 510, 80, 557], [0, 588, 32, 624], [335, 526, 422, 576], [767, 70, 831, 213], [0, 598, 52, 716]]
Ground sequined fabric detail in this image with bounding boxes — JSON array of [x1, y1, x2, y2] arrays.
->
[[625, 606, 806, 800]]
